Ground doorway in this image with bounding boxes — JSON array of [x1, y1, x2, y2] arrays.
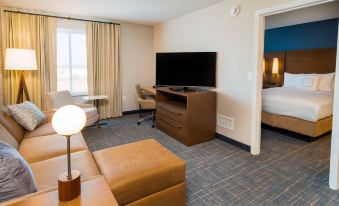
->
[[251, 0, 339, 189]]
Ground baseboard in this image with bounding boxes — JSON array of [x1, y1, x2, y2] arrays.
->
[[122, 109, 153, 116], [215, 133, 251, 152], [122, 110, 139, 115]]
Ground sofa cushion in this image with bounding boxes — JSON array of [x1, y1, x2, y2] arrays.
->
[[93, 139, 186, 205], [7, 101, 47, 131], [19, 133, 88, 164], [30, 150, 100, 191], [0, 141, 37, 202], [0, 111, 25, 143], [24, 122, 56, 139]]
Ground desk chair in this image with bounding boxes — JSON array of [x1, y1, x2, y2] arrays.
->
[[135, 84, 156, 127]]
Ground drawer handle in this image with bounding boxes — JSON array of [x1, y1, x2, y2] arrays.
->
[[160, 106, 181, 116], [161, 119, 182, 129]]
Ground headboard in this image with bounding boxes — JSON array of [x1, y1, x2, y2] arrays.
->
[[264, 48, 337, 86], [285, 48, 337, 74]]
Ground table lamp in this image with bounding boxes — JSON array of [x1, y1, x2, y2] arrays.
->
[[52, 105, 86, 201], [5, 48, 37, 103]]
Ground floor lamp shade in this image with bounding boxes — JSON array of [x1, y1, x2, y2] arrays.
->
[[5, 48, 37, 70]]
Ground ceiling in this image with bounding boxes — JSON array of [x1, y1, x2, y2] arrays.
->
[[266, 1, 339, 29], [0, 0, 225, 25]]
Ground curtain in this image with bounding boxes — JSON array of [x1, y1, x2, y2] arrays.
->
[[1, 12, 57, 109], [87, 22, 121, 119], [0, 8, 4, 109]]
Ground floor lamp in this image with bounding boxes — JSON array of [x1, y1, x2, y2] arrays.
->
[[5, 48, 37, 104]]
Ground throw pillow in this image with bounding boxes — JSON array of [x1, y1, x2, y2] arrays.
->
[[283, 72, 299, 88], [7, 101, 47, 131], [0, 141, 37, 202], [298, 74, 320, 91], [318, 73, 335, 92]]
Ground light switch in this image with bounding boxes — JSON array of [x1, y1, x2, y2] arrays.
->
[[247, 72, 253, 81]]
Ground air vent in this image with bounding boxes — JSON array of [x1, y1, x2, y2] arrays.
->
[[217, 115, 234, 130]]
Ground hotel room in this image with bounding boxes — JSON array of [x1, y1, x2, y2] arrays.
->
[[262, 4, 338, 139], [0, 0, 339, 206]]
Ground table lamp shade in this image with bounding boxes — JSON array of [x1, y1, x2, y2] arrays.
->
[[52, 105, 86, 136], [5, 48, 37, 70], [272, 58, 279, 74]]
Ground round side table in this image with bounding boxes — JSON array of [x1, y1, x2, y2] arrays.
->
[[82, 95, 108, 128]]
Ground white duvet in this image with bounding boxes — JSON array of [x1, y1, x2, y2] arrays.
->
[[262, 87, 334, 122]]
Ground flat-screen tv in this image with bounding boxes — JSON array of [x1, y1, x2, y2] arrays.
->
[[156, 52, 216, 87]]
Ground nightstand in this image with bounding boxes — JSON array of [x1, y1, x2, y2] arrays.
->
[[263, 84, 278, 89]]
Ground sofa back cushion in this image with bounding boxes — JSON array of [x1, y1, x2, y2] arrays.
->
[[0, 141, 37, 202], [0, 111, 25, 143]]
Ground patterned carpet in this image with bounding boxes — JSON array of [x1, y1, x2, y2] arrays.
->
[[82, 114, 339, 206]]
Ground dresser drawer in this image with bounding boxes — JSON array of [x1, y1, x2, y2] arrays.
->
[[156, 115, 184, 140], [157, 103, 186, 124]]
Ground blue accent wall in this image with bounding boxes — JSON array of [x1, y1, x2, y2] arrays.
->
[[264, 18, 338, 52]]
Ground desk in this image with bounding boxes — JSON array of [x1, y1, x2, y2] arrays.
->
[[82, 95, 108, 128], [142, 87, 156, 96], [5, 176, 118, 206]]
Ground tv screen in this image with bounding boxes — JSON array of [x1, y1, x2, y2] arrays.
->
[[156, 52, 216, 87]]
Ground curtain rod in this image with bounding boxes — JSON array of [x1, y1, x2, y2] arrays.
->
[[3, 10, 120, 25]]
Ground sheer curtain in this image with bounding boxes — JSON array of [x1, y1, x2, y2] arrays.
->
[[1, 11, 57, 109], [86, 22, 122, 119]]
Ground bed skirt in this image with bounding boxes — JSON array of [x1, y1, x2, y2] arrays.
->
[[261, 112, 332, 137]]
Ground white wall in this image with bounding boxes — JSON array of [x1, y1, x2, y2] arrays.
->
[[154, 0, 304, 146], [121, 22, 155, 112], [266, 1, 339, 29]]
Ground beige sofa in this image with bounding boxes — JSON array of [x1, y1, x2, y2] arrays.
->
[[0, 111, 186, 205]]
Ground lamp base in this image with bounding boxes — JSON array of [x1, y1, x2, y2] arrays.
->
[[58, 170, 81, 201]]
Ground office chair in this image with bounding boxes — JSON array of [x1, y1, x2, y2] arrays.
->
[[135, 84, 156, 127]]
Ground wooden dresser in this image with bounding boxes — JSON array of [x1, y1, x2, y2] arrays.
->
[[156, 87, 216, 146]]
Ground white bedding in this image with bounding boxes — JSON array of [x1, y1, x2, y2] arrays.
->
[[262, 87, 333, 122]]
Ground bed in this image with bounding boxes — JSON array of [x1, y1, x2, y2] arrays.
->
[[262, 48, 337, 137]]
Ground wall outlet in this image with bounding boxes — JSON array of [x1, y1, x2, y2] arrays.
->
[[217, 115, 234, 130], [123, 96, 127, 102]]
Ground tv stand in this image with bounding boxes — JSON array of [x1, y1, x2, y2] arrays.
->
[[169, 87, 196, 92], [156, 87, 216, 146]]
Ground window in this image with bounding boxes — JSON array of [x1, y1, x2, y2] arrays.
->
[[57, 28, 87, 95]]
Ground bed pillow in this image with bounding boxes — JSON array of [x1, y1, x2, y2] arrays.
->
[[318, 73, 335, 92], [298, 74, 320, 91], [283, 73, 299, 88], [0, 140, 37, 202], [7, 101, 47, 131]]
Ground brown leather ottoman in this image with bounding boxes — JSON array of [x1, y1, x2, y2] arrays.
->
[[92, 139, 186, 206]]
